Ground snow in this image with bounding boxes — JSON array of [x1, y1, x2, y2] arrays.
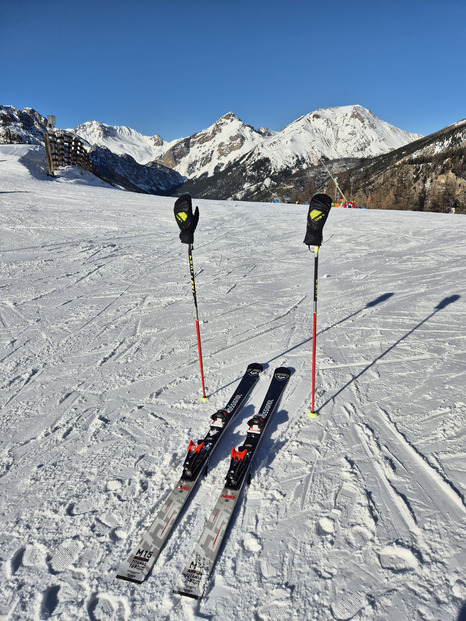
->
[[1, 145, 466, 620]]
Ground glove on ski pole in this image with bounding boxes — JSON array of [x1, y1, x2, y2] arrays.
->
[[303, 193, 332, 247], [174, 193, 199, 245]]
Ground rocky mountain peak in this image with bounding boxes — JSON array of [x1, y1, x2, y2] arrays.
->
[[217, 111, 240, 123], [0, 105, 48, 144], [150, 134, 164, 147]]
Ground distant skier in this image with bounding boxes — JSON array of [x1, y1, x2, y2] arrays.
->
[[447, 199, 459, 214]]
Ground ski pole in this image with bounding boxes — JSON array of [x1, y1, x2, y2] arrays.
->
[[310, 245, 319, 417], [303, 194, 332, 417], [188, 243, 208, 401], [174, 194, 208, 401]]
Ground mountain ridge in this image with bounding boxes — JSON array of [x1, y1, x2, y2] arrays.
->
[[5, 103, 464, 211], [70, 105, 422, 199]]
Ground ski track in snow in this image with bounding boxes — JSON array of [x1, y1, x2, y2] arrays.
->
[[1, 145, 466, 620]]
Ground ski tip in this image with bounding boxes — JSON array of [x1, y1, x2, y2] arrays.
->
[[308, 411, 319, 418], [274, 367, 292, 379]]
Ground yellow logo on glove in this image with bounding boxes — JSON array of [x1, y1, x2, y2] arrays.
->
[[176, 212, 188, 223], [310, 209, 325, 222]]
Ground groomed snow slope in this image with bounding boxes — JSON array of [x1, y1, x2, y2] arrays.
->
[[1, 146, 465, 621]]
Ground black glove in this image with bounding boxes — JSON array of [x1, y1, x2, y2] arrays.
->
[[174, 194, 199, 244], [303, 194, 332, 246]]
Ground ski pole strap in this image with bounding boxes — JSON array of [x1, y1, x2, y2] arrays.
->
[[303, 193, 332, 247], [174, 193, 199, 244]]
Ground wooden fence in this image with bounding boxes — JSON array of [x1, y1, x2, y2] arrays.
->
[[43, 131, 93, 177]]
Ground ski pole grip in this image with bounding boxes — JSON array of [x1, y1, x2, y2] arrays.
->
[[303, 193, 332, 247], [174, 193, 199, 244]]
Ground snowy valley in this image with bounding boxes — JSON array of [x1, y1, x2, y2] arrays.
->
[[0, 145, 465, 620]]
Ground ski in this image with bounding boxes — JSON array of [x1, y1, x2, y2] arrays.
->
[[174, 366, 291, 599], [116, 362, 263, 584]]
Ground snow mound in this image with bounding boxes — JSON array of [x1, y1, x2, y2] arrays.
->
[[378, 545, 419, 571]]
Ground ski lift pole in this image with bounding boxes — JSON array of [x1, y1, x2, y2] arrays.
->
[[310, 145, 348, 203], [303, 194, 332, 417], [188, 243, 208, 401], [174, 193, 208, 401]]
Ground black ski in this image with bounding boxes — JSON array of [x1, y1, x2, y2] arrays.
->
[[116, 362, 263, 583], [175, 366, 291, 599]]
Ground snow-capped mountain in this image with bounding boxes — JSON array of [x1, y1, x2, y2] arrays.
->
[[259, 105, 422, 169], [155, 112, 268, 178], [152, 105, 421, 183], [173, 106, 423, 200], [72, 106, 421, 182], [72, 120, 171, 164], [71, 105, 421, 199], [1, 103, 423, 200], [0, 106, 182, 195], [0, 105, 48, 144]]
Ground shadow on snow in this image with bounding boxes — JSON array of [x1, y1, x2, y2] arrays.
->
[[320, 294, 461, 410]]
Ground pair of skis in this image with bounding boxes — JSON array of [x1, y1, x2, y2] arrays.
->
[[116, 364, 290, 599]]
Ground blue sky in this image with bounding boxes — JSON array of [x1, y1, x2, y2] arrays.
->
[[2, 0, 465, 140]]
